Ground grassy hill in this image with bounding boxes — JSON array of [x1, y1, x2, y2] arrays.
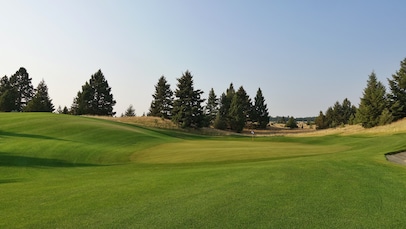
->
[[2, 113, 406, 228]]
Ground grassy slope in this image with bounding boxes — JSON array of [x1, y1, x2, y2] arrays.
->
[[2, 113, 406, 228]]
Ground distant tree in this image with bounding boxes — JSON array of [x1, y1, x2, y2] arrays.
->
[[124, 104, 136, 117], [387, 57, 406, 121], [252, 88, 269, 129], [315, 111, 328, 129], [286, 116, 298, 129], [24, 79, 54, 112], [71, 69, 116, 116], [204, 88, 218, 125], [213, 93, 228, 130], [149, 76, 173, 119], [325, 107, 335, 128], [341, 98, 357, 124], [0, 75, 18, 112], [224, 83, 235, 127], [172, 70, 205, 128], [62, 106, 69, 114], [229, 86, 251, 133], [356, 71, 387, 128], [9, 67, 34, 111], [57, 106, 63, 114], [321, 98, 357, 129]]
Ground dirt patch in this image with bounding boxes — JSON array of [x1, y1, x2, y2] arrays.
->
[[386, 152, 406, 165]]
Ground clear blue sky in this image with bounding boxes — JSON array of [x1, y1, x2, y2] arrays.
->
[[1, 0, 405, 117]]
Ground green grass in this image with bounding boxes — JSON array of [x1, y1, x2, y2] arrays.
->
[[2, 113, 406, 228]]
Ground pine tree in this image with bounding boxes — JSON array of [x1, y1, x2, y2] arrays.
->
[[149, 76, 173, 119], [172, 70, 205, 128], [315, 111, 328, 129], [225, 83, 236, 127], [252, 88, 269, 129], [24, 79, 54, 112], [205, 88, 218, 125], [0, 75, 18, 112], [213, 93, 228, 130], [229, 86, 251, 133], [62, 106, 69, 114], [388, 57, 406, 121], [324, 107, 334, 128], [341, 98, 357, 125], [9, 67, 34, 111], [356, 71, 387, 128], [124, 104, 136, 117], [71, 70, 116, 116], [286, 116, 298, 129]]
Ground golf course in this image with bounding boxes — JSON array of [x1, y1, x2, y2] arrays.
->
[[2, 112, 406, 228]]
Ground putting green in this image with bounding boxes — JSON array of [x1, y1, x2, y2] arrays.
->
[[132, 140, 349, 164]]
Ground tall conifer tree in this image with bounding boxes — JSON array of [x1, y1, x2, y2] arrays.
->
[[205, 88, 218, 125], [172, 70, 205, 128], [72, 70, 116, 116], [0, 75, 18, 112], [252, 88, 269, 129], [10, 67, 34, 111], [149, 76, 173, 119], [213, 93, 228, 130], [388, 57, 406, 121], [229, 86, 251, 132], [356, 71, 387, 128], [25, 79, 54, 112]]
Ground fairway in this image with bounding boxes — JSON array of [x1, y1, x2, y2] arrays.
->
[[2, 113, 406, 228]]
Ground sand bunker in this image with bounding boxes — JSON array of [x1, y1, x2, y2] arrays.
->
[[386, 152, 406, 165]]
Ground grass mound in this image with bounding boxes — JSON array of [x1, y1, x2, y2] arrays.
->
[[0, 113, 178, 165]]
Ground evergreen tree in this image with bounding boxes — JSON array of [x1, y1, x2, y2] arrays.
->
[[356, 71, 387, 128], [321, 98, 357, 129], [149, 76, 173, 119], [341, 98, 357, 125], [229, 86, 251, 133], [57, 106, 63, 114], [9, 67, 34, 111], [0, 75, 18, 112], [388, 57, 406, 121], [252, 88, 269, 129], [325, 107, 335, 128], [124, 104, 136, 117], [204, 88, 218, 125], [62, 106, 69, 114], [224, 83, 235, 127], [332, 101, 343, 126], [71, 70, 116, 116], [172, 70, 205, 128], [286, 116, 298, 129], [24, 79, 54, 112], [379, 108, 394, 126], [315, 111, 328, 129], [213, 93, 228, 130], [71, 82, 91, 115]]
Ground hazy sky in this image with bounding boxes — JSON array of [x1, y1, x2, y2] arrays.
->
[[1, 0, 405, 117]]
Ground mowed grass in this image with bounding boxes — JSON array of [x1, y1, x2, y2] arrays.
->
[[2, 113, 406, 228]]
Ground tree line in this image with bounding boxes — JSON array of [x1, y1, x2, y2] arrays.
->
[[316, 57, 406, 129], [2, 57, 406, 131], [148, 70, 269, 132], [0, 67, 54, 112]]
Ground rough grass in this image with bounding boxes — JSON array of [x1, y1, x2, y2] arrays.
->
[[2, 113, 406, 228]]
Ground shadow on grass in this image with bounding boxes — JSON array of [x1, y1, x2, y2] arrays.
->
[[0, 130, 66, 141], [0, 153, 98, 168], [0, 179, 20, 184]]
